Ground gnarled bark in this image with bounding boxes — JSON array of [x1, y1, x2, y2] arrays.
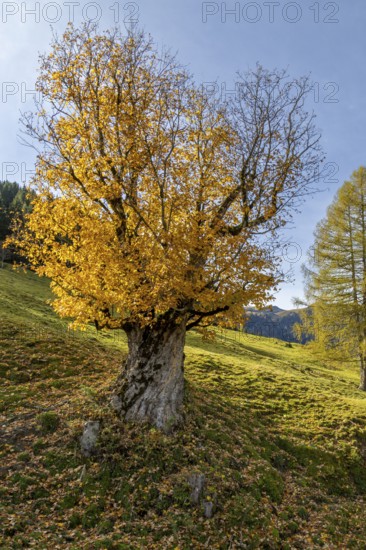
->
[[114, 315, 187, 433]]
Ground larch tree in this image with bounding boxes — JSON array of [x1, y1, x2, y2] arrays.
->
[[300, 167, 366, 390], [10, 24, 323, 432]]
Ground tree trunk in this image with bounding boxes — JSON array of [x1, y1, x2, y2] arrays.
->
[[114, 315, 187, 433], [360, 356, 366, 391]]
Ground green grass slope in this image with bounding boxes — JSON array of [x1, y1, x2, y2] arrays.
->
[[1, 265, 366, 549]]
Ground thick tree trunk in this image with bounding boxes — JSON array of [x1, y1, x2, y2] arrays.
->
[[114, 315, 187, 433]]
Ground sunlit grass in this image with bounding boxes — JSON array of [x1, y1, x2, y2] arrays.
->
[[1, 265, 366, 548]]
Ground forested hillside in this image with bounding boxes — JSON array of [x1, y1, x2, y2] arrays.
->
[[245, 307, 310, 344]]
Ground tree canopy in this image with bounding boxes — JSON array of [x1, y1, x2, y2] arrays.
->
[[13, 24, 322, 332]]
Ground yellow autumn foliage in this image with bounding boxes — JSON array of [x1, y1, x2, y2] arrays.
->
[[9, 24, 322, 331]]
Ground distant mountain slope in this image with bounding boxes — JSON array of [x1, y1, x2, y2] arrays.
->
[[244, 307, 309, 343]]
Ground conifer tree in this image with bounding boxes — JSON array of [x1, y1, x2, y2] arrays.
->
[[300, 167, 366, 390]]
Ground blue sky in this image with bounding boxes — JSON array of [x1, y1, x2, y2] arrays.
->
[[1, 0, 365, 308]]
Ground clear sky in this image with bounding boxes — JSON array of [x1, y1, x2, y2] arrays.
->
[[1, 0, 365, 308]]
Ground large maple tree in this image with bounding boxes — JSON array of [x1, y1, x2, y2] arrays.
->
[[13, 24, 322, 431]]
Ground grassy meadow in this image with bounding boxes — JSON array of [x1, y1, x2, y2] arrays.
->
[[1, 265, 366, 548]]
